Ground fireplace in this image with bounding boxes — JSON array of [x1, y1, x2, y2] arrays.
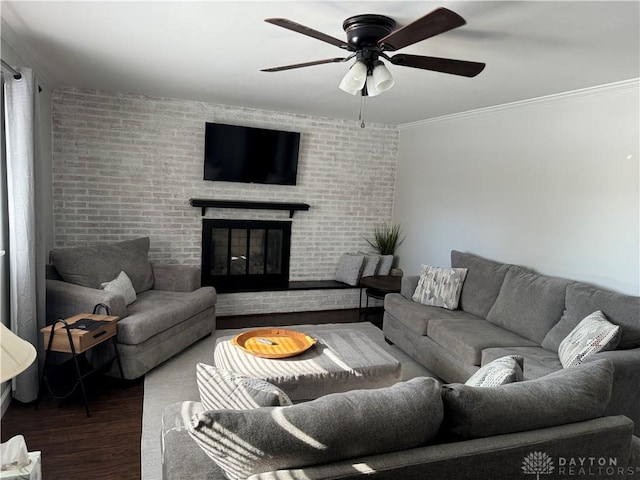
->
[[201, 219, 292, 292]]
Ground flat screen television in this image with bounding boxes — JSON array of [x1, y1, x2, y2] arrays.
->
[[204, 122, 300, 185]]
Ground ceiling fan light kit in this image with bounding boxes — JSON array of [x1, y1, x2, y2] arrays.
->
[[339, 60, 368, 95], [263, 7, 486, 120], [365, 76, 382, 97], [371, 61, 394, 92]]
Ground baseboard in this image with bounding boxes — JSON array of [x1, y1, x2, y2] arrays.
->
[[1, 382, 12, 419]]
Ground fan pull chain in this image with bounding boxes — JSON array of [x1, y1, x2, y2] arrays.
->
[[359, 94, 366, 128]]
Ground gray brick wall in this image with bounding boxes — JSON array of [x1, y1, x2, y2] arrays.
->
[[51, 88, 398, 315]]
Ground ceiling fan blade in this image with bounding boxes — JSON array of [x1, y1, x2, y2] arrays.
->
[[389, 54, 486, 77], [261, 57, 348, 72], [378, 7, 466, 51], [265, 18, 354, 51]]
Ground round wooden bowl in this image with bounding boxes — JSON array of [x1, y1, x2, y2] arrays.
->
[[231, 328, 317, 359]]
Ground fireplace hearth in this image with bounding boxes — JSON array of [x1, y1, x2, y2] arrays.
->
[[201, 219, 292, 292]]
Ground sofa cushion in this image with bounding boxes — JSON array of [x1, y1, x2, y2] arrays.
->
[[116, 287, 216, 345], [196, 363, 291, 410], [100, 271, 137, 306], [151, 264, 202, 293], [486, 267, 571, 344], [384, 293, 480, 336], [400, 275, 420, 299], [427, 318, 538, 366], [558, 311, 621, 367], [441, 359, 613, 439], [50, 237, 155, 293], [542, 282, 640, 351], [187, 377, 443, 480], [412, 265, 468, 310], [334, 253, 364, 286], [465, 355, 524, 387], [481, 346, 562, 380], [451, 251, 512, 318]]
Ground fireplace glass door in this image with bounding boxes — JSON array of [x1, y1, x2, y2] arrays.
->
[[202, 219, 291, 292]]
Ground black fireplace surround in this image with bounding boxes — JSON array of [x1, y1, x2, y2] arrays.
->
[[194, 200, 354, 293], [201, 219, 292, 293]]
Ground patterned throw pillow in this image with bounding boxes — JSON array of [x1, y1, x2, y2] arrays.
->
[[100, 271, 137, 306], [412, 264, 468, 310], [465, 355, 524, 387], [334, 253, 365, 286], [196, 363, 292, 411], [558, 311, 621, 368]]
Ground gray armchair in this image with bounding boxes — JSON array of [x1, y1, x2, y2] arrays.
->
[[45, 237, 216, 379]]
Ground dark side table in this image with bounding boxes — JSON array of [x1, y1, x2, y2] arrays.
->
[[359, 275, 402, 323]]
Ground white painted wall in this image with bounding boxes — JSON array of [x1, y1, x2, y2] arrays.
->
[[393, 80, 639, 296]]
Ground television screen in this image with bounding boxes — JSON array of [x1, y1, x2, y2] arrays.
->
[[204, 123, 300, 185]]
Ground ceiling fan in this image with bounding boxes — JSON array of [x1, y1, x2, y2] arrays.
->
[[262, 7, 486, 97]]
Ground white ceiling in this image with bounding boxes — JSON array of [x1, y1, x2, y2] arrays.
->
[[2, 1, 639, 125]]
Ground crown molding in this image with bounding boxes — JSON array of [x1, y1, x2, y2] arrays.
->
[[1, 18, 57, 90], [399, 78, 640, 130]]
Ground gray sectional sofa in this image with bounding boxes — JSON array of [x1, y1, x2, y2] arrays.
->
[[159, 249, 640, 479], [45, 237, 217, 379], [161, 360, 640, 480], [383, 250, 640, 433]]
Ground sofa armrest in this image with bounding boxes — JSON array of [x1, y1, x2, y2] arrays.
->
[[586, 348, 640, 433], [401, 275, 419, 299], [152, 264, 201, 292], [46, 278, 127, 324], [162, 401, 228, 480]]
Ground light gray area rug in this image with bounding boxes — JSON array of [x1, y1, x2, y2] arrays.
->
[[141, 322, 434, 480]]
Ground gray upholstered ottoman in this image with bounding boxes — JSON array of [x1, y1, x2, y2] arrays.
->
[[214, 328, 401, 401]]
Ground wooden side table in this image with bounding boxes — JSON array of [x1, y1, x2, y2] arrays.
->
[[359, 275, 402, 322], [37, 312, 123, 417]]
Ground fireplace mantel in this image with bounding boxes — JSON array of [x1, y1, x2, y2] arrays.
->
[[189, 198, 310, 218]]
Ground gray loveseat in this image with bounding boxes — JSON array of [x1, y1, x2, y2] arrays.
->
[[46, 237, 217, 379], [161, 360, 640, 479], [383, 250, 640, 433]]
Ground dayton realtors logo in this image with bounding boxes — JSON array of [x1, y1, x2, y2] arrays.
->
[[521, 451, 640, 478], [522, 451, 554, 479]]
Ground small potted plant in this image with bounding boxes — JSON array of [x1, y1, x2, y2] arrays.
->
[[364, 223, 405, 275], [365, 223, 405, 255]]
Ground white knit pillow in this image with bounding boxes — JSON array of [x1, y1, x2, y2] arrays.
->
[[100, 270, 136, 305], [558, 311, 621, 367], [465, 355, 524, 387], [196, 363, 291, 411]]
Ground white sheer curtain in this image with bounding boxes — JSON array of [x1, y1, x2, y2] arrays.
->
[[3, 67, 41, 402]]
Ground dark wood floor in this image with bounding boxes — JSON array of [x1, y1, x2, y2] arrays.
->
[[1, 308, 376, 480], [1, 376, 144, 480]]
